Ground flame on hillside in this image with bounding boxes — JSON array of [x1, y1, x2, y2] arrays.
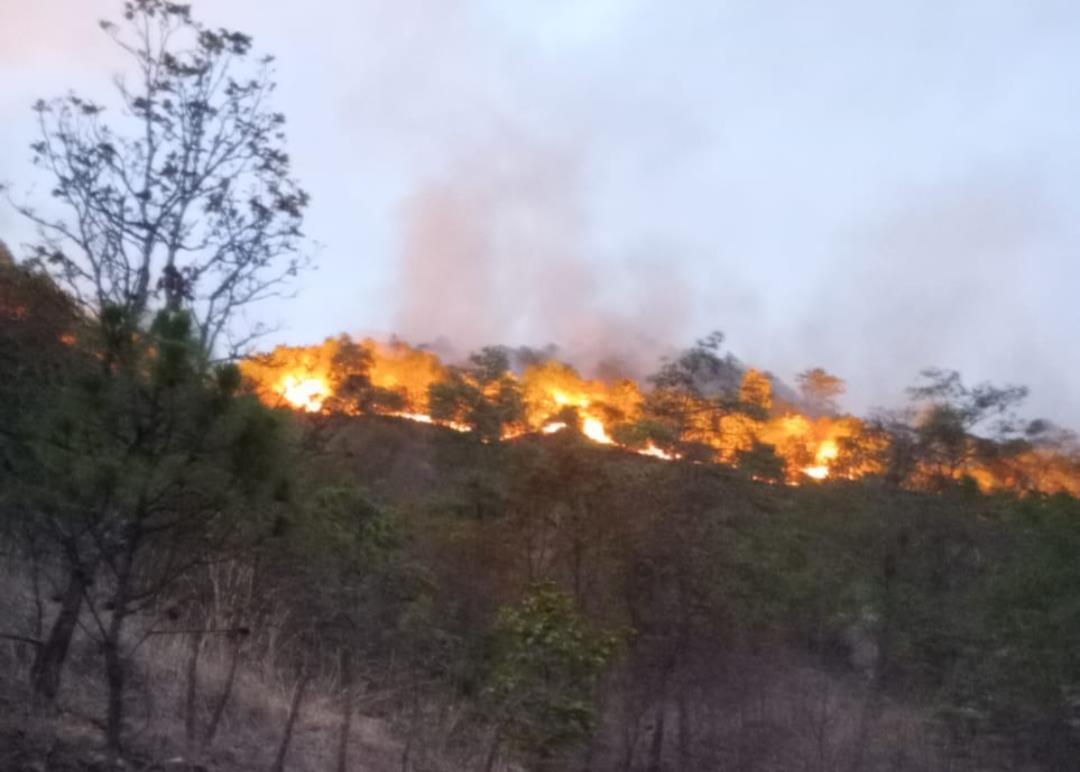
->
[[803, 440, 838, 481], [239, 337, 862, 476], [278, 375, 329, 413], [239, 336, 1078, 496]]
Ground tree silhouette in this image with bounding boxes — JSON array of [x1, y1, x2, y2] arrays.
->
[[14, 0, 310, 356], [796, 367, 846, 415]]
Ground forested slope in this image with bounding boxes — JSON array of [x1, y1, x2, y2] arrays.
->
[[2, 2, 1078, 769], [4, 287, 1079, 770]]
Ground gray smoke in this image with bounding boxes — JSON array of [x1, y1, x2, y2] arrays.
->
[[393, 136, 694, 379]]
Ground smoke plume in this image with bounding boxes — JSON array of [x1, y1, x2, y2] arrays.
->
[[393, 136, 693, 377]]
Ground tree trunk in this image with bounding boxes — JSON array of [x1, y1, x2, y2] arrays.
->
[[271, 669, 310, 772], [848, 563, 896, 772], [676, 691, 691, 772], [28, 544, 45, 640], [647, 705, 666, 772], [580, 731, 595, 772], [203, 635, 242, 747], [648, 648, 677, 772], [336, 649, 354, 772], [183, 630, 204, 746], [620, 718, 636, 772], [103, 608, 129, 755], [103, 542, 138, 757], [483, 727, 502, 772], [400, 674, 421, 772], [30, 564, 84, 700]]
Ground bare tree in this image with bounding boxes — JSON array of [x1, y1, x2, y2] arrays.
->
[[796, 367, 846, 416], [906, 368, 1028, 481], [907, 367, 1027, 437], [14, 0, 310, 356], [3, 1, 308, 746]]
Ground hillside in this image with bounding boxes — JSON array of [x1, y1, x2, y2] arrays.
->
[[5, 378, 1080, 769], [2, 3, 1078, 769]]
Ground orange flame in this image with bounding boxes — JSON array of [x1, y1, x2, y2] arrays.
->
[[238, 335, 1079, 497], [277, 374, 330, 413], [803, 438, 839, 480]]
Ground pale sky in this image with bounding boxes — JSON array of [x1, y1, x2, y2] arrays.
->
[[2, 0, 1079, 428]]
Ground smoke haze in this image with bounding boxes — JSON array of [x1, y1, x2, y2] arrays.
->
[[2, 0, 1079, 427], [394, 137, 695, 377]]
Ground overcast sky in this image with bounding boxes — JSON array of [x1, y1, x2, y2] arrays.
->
[[2, 0, 1079, 427]]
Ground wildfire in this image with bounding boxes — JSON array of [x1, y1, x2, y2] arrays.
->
[[278, 374, 329, 413], [238, 335, 1080, 498], [241, 337, 861, 476], [803, 439, 839, 480], [393, 411, 434, 424], [389, 410, 472, 434], [582, 416, 614, 445], [639, 442, 676, 460]]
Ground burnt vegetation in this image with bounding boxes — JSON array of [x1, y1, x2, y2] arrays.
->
[[3, 3, 1080, 772]]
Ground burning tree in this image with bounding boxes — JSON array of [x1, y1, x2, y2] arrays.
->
[[429, 347, 527, 441], [234, 328, 1077, 496], [639, 331, 743, 459], [906, 367, 1029, 485], [796, 367, 846, 416]]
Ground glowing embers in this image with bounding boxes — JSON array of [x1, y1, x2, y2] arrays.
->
[[544, 389, 615, 444], [802, 439, 839, 480], [582, 416, 614, 445], [638, 442, 676, 460], [538, 417, 611, 444], [277, 374, 330, 413], [540, 420, 675, 460], [388, 411, 471, 433], [242, 337, 900, 486], [536, 416, 612, 445]]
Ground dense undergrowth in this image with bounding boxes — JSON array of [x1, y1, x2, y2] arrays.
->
[[4, 397, 1080, 770], [4, 2, 1079, 767]]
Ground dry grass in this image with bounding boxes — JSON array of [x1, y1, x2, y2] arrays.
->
[[0, 550, 1012, 772], [0, 554, 424, 772], [591, 653, 973, 772]]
